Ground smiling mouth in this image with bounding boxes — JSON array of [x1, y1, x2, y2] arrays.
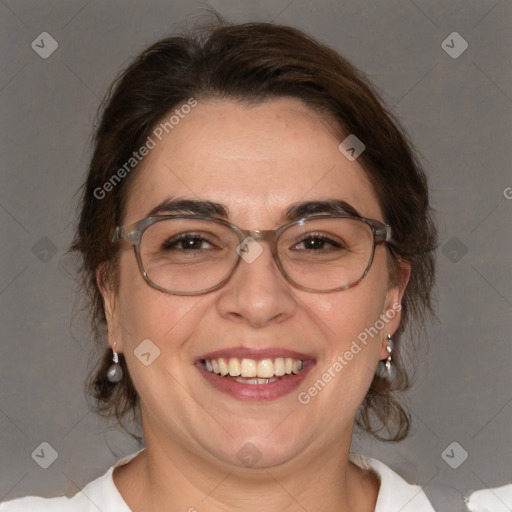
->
[[202, 356, 305, 385]]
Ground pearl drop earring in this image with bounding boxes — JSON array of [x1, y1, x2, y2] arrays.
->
[[106, 342, 123, 383]]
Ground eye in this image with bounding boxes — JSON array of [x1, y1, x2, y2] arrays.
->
[[293, 233, 346, 251], [162, 233, 215, 251]]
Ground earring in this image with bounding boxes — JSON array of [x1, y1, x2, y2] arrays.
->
[[106, 342, 124, 383], [385, 334, 394, 373]]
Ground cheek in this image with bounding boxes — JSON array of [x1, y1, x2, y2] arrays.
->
[[115, 273, 205, 409], [316, 289, 384, 377], [301, 259, 390, 402], [309, 272, 389, 351], [298, 300, 384, 426], [115, 253, 201, 354]]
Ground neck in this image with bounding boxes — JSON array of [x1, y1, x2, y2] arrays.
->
[[114, 416, 379, 512]]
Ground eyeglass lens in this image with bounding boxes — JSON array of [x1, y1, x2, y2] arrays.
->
[[138, 217, 375, 293]]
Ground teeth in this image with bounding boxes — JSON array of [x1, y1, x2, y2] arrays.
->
[[274, 357, 285, 376], [218, 358, 229, 376], [228, 358, 241, 376], [233, 376, 279, 385], [257, 359, 274, 378], [240, 358, 257, 377], [204, 356, 305, 379]]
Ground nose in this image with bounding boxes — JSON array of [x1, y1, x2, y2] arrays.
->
[[215, 238, 298, 328]]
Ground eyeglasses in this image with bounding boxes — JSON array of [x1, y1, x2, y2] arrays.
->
[[112, 214, 392, 295]]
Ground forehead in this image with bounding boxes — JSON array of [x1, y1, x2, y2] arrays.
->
[[124, 98, 382, 226]]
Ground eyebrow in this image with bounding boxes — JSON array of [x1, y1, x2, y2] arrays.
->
[[146, 197, 362, 221], [146, 198, 229, 218], [285, 199, 361, 220]]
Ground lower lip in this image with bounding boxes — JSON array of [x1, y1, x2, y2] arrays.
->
[[196, 362, 314, 401]]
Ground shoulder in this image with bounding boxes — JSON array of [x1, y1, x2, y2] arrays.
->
[[0, 495, 76, 512], [0, 488, 102, 512], [466, 483, 512, 512], [350, 454, 436, 512], [0, 451, 142, 512], [0, 475, 117, 512]]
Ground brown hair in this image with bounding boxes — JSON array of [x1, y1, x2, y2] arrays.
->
[[71, 21, 437, 442]]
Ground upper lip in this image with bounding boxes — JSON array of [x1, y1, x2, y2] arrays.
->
[[196, 346, 315, 362]]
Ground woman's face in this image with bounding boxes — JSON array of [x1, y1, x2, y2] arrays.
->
[[102, 98, 406, 470]]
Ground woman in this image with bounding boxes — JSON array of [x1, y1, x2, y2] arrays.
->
[[1, 21, 441, 511]]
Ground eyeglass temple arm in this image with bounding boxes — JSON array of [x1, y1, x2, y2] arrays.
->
[[112, 226, 141, 244], [111, 227, 121, 242], [378, 225, 392, 242]]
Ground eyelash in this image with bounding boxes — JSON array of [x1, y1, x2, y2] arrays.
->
[[162, 233, 216, 251], [159, 232, 345, 252], [293, 233, 345, 250]]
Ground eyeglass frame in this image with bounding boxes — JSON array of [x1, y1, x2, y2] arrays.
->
[[111, 214, 393, 295]]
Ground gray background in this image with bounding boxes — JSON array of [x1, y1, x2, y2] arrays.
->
[[1, 0, 511, 503]]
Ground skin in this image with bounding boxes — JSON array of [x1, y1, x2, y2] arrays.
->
[[99, 98, 410, 512]]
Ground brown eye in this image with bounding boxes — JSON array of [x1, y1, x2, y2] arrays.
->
[[163, 234, 213, 251], [293, 234, 346, 251]]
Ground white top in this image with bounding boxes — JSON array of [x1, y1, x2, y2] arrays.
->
[[466, 483, 512, 512], [0, 451, 437, 512]]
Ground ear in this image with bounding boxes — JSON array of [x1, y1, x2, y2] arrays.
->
[[379, 259, 411, 359], [96, 264, 123, 353]]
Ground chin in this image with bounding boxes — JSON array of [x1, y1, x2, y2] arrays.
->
[[202, 429, 311, 471]]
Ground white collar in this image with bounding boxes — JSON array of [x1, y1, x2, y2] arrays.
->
[[350, 453, 436, 512], [466, 483, 512, 512]]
